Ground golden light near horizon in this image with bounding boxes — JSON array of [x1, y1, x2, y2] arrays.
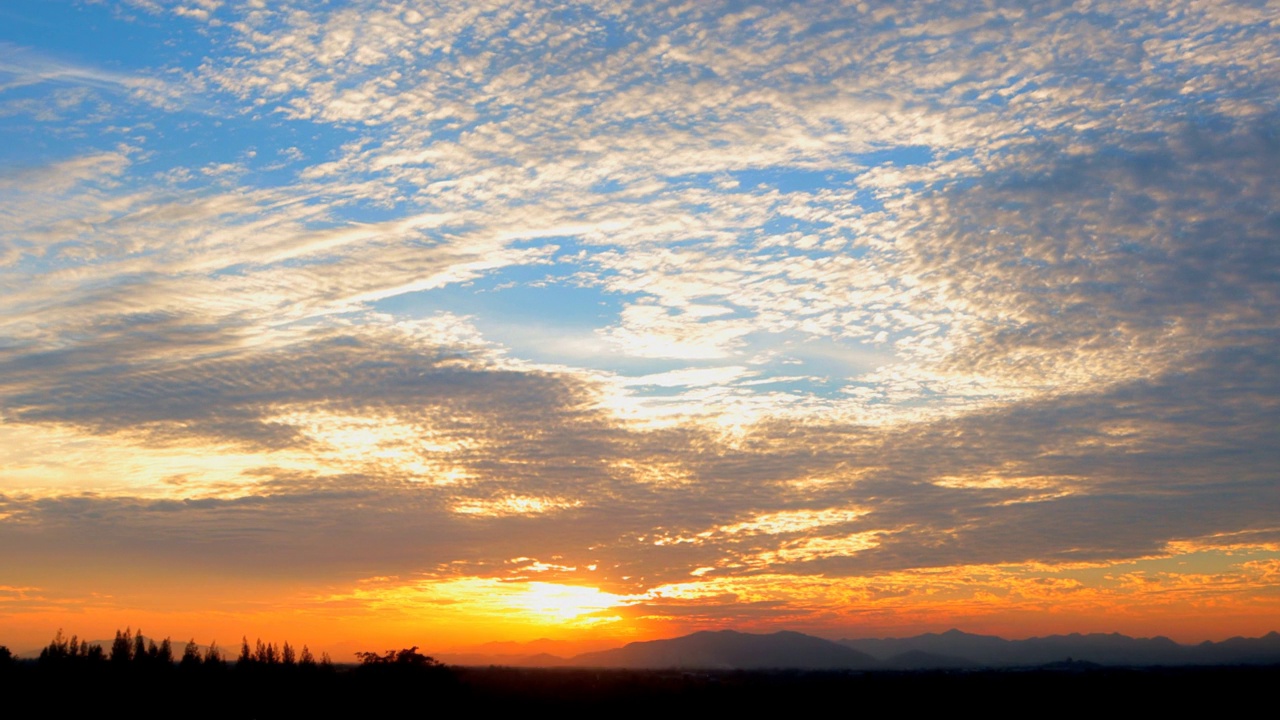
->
[[300, 576, 638, 648], [506, 582, 629, 624]]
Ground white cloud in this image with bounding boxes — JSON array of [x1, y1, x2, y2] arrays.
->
[[3, 0, 1280, 612]]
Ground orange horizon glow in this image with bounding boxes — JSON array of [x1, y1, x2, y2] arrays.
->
[[5, 540, 1278, 657]]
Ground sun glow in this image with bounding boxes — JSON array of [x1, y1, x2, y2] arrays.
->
[[507, 582, 629, 622], [317, 576, 634, 636]]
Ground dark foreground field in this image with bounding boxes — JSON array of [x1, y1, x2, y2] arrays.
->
[[3, 661, 1276, 714], [453, 665, 1278, 713]]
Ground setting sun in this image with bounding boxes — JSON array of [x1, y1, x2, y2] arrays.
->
[[507, 583, 628, 624]]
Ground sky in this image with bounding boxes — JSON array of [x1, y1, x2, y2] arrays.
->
[[1, 0, 1278, 655]]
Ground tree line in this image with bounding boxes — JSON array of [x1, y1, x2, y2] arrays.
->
[[0, 628, 454, 715], [2, 629, 1274, 714], [2, 627, 337, 671], [1, 627, 445, 672]]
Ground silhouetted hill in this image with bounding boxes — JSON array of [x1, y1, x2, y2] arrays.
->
[[437, 637, 614, 667], [1190, 631, 1280, 665], [840, 629, 1280, 668], [841, 629, 1009, 664], [566, 630, 878, 669], [450, 628, 1280, 670], [1014, 632, 1184, 666]]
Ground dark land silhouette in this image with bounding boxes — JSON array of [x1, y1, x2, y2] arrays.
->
[[566, 629, 879, 669], [838, 628, 1280, 668], [3, 627, 1277, 714], [438, 627, 1280, 669]]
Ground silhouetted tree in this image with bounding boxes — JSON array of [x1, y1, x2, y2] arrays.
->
[[252, 638, 282, 665], [155, 638, 174, 664], [180, 639, 202, 669], [111, 628, 133, 664], [133, 629, 147, 665], [37, 630, 103, 666], [355, 646, 442, 667], [204, 640, 223, 666], [237, 637, 252, 668], [85, 642, 105, 662], [38, 629, 71, 664]]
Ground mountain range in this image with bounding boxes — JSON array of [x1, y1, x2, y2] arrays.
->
[[438, 628, 1280, 670]]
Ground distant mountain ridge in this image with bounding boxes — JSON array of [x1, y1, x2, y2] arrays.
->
[[442, 629, 1280, 669], [839, 629, 1280, 669], [568, 630, 878, 670]]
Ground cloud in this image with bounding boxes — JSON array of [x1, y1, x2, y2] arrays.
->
[[3, 0, 1280, 637], [2, 322, 1275, 593], [0, 42, 180, 114]]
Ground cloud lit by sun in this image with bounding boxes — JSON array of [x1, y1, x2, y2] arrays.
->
[[2, 0, 1279, 652], [506, 583, 628, 624]]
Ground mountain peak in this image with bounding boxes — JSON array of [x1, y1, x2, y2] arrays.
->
[[567, 629, 877, 670]]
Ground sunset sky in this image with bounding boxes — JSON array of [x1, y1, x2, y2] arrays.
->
[[2, 0, 1278, 655]]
